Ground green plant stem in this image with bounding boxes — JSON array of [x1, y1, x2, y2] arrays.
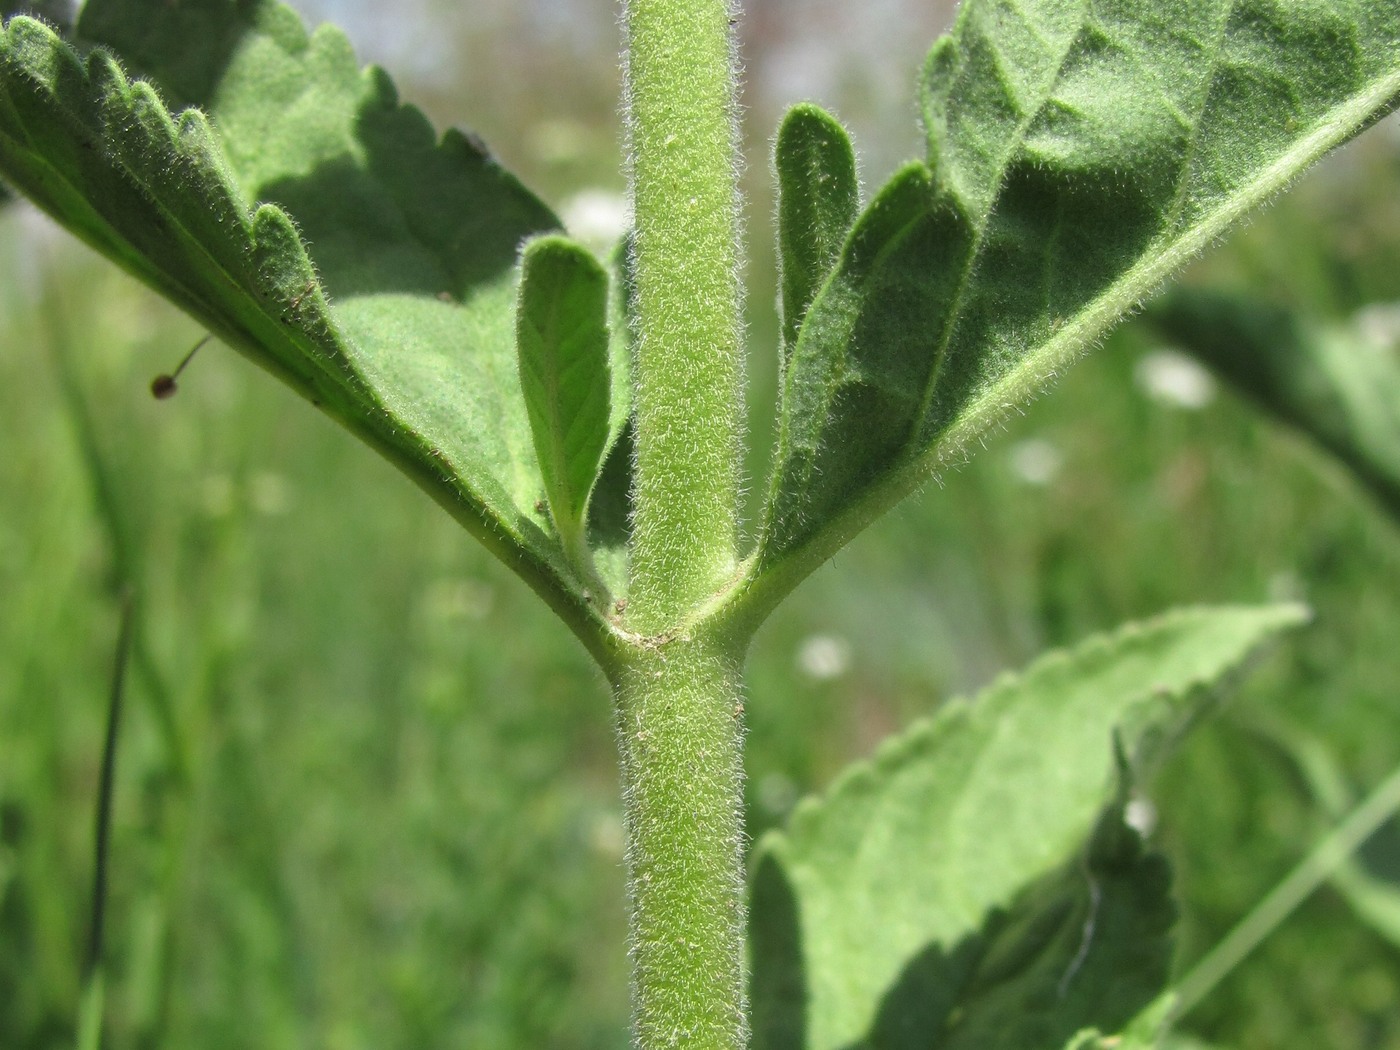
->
[[624, 0, 743, 631], [613, 634, 748, 1049], [619, 2, 747, 1045], [1169, 760, 1400, 1023]]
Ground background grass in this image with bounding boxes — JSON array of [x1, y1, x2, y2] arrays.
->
[[3, 3, 1400, 1046]]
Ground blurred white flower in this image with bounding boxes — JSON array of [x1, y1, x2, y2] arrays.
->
[[1125, 795, 1158, 837], [1353, 301, 1400, 348], [1134, 348, 1217, 410], [795, 634, 851, 681], [1008, 438, 1063, 487], [560, 188, 630, 250]]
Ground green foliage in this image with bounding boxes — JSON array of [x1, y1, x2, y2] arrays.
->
[[1247, 722, 1400, 952], [749, 605, 1305, 1050], [753, 1, 1400, 597], [514, 235, 615, 572], [0, 5, 620, 651], [775, 103, 860, 362], [0, 252, 633, 1049], [3, 0, 1400, 1048], [1146, 289, 1400, 522]]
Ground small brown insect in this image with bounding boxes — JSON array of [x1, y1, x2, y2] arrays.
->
[[288, 279, 316, 313], [150, 334, 210, 399]]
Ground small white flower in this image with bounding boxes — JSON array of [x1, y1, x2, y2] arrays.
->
[[1008, 438, 1063, 486], [560, 188, 630, 250], [796, 634, 851, 681], [1135, 348, 1217, 410], [1353, 301, 1400, 348], [1125, 795, 1158, 837]]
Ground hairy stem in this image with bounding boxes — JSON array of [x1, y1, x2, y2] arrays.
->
[[614, 635, 748, 1049], [620, 1, 747, 1043], [624, 0, 744, 631]]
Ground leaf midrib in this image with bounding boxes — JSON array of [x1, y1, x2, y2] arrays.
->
[[919, 63, 1400, 478]]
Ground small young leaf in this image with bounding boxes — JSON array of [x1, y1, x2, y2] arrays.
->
[[762, 162, 963, 550], [516, 235, 613, 565], [1145, 289, 1400, 523], [776, 103, 859, 360], [752, 1, 1400, 608], [748, 604, 1307, 1050]]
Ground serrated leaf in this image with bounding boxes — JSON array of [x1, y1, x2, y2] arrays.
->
[[0, 6, 621, 640], [516, 235, 613, 565], [1145, 288, 1400, 523], [756, 0, 1400, 586], [748, 604, 1306, 1050], [918, 806, 1174, 1050], [776, 103, 859, 362]]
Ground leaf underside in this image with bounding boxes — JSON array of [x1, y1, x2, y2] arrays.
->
[[748, 604, 1307, 1050], [516, 235, 613, 562], [758, 0, 1400, 584], [776, 103, 860, 363], [1146, 287, 1400, 524], [0, 0, 626, 629]]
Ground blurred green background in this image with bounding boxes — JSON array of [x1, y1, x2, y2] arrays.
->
[[3, 1, 1400, 1047]]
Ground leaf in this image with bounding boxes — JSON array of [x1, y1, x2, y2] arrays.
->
[[579, 234, 638, 598], [755, 0, 1400, 593], [516, 235, 613, 565], [1144, 288, 1400, 523], [776, 103, 860, 362], [0, 6, 616, 642], [748, 604, 1307, 1050], [919, 805, 1174, 1050]]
